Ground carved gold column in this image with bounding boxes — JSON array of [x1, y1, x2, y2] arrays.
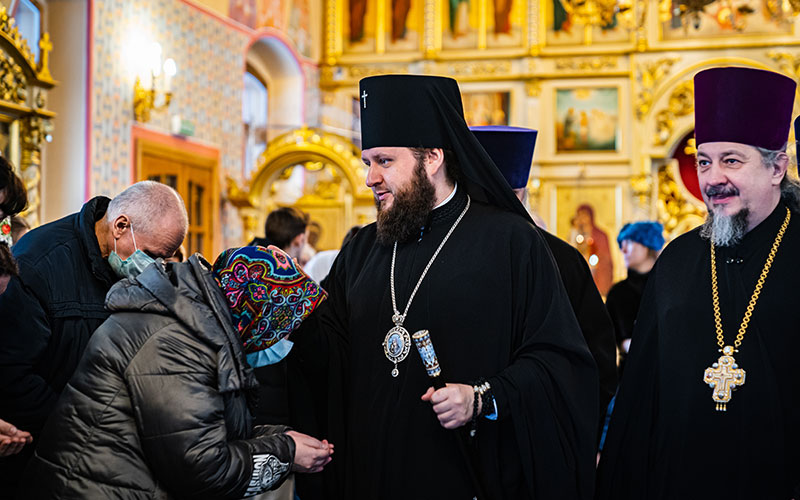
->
[[19, 115, 49, 227]]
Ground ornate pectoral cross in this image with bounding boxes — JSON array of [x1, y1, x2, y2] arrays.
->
[[361, 90, 368, 109], [703, 345, 746, 411]]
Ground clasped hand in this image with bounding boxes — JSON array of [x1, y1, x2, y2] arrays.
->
[[286, 430, 334, 473], [421, 383, 481, 429]]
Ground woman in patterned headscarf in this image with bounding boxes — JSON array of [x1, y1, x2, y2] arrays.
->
[[21, 247, 332, 499]]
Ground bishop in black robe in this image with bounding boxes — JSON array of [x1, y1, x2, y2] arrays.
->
[[295, 186, 597, 500], [290, 75, 598, 500]]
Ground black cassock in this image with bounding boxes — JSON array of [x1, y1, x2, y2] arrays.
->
[[597, 201, 800, 499], [605, 268, 649, 374], [291, 189, 598, 500], [542, 232, 617, 432]]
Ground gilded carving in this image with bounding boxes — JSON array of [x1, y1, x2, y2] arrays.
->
[[325, 0, 339, 64], [654, 80, 694, 146], [424, 0, 436, 57], [630, 173, 652, 206], [441, 60, 512, 78], [657, 162, 705, 237], [766, 51, 800, 80], [0, 7, 36, 70], [635, 57, 679, 120], [37, 32, 53, 82], [0, 9, 57, 227], [19, 116, 53, 227], [554, 56, 618, 71], [526, 79, 542, 97], [0, 51, 26, 103], [348, 64, 411, 80]]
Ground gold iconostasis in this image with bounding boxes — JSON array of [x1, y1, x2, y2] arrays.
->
[[2, 0, 799, 281]]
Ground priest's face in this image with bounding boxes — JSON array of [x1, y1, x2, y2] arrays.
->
[[696, 142, 785, 230]]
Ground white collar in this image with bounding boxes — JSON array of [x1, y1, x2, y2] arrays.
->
[[434, 183, 457, 210]]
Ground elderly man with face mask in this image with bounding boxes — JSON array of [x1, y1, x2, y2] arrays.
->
[[597, 67, 800, 499], [0, 180, 188, 488]]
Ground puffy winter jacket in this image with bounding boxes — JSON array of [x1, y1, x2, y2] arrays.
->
[[19, 255, 296, 499]]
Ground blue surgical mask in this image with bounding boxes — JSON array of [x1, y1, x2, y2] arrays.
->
[[245, 338, 294, 368], [108, 224, 155, 279]]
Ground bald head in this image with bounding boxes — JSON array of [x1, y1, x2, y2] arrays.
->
[[104, 181, 188, 259]]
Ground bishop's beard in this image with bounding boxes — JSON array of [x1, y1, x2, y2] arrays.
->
[[699, 207, 750, 247], [375, 161, 436, 246]]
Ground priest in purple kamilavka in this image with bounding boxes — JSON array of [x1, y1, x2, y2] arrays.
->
[[597, 67, 800, 499]]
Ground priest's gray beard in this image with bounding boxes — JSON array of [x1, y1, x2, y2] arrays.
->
[[699, 207, 750, 247], [375, 161, 436, 246]]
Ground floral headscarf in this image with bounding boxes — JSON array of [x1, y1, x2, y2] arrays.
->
[[212, 246, 327, 354]]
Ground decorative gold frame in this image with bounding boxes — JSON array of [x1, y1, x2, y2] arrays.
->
[[539, 77, 630, 163], [0, 6, 57, 227]]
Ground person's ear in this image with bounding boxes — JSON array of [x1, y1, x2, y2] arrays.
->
[[111, 215, 130, 240], [771, 152, 789, 186], [423, 149, 446, 178]]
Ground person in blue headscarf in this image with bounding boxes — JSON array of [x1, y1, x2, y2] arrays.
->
[[605, 221, 665, 375]]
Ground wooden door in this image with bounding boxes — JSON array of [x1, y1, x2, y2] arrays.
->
[[135, 132, 219, 260]]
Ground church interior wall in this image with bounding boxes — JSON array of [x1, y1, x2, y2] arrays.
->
[[9, 0, 800, 273], [41, 0, 88, 224], [89, 0, 250, 198]]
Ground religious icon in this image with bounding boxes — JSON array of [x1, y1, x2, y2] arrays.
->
[[556, 88, 618, 152], [350, 0, 369, 42], [569, 204, 613, 296], [462, 92, 510, 126]]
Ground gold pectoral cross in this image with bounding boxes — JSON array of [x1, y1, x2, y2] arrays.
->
[[703, 345, 746, 411]]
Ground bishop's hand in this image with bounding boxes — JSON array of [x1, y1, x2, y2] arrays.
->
[[421, 383, 482, 430]]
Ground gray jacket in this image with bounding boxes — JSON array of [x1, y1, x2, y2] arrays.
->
[[20, 255, 296, 499]]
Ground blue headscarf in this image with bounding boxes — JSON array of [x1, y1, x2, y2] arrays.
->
[[616, 221, 665, 251]]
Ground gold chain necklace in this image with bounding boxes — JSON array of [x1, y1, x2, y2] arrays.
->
[[703, 207, 790, 411]]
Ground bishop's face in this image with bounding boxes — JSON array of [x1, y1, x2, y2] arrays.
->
[[363, 147, 420, 211], [363, 146, 436, 244], [696, 141, 785, 230]]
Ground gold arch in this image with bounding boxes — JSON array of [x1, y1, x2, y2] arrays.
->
[[229, 127, 374, 248], [246, 126, 372, 207]]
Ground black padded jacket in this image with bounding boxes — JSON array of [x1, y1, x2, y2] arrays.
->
[[0, 196, 118, 485], [19, 255, 296, 499]]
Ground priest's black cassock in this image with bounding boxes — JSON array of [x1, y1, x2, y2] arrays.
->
[[289, 75, 598, 500], [596, 200, 800, 499]]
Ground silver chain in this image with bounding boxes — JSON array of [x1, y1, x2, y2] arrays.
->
[[390, 195, 471, 325]]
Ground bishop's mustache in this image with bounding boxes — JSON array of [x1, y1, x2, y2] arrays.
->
[[705, 185, 739, 199]]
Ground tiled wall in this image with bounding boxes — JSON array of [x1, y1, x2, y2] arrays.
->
[[90, 0, 250, 199]]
